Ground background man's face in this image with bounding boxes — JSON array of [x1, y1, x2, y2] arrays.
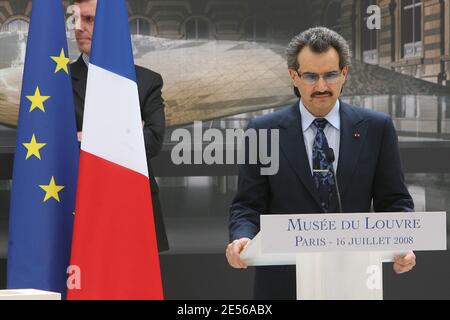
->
[[289, 46, 348, 117], [74, 0, 97, 55]]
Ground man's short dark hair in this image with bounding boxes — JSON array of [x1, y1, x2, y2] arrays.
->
[[286, 27, 351, 97]]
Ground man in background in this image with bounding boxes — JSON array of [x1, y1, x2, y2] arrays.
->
[[70, 0, 169, 252]]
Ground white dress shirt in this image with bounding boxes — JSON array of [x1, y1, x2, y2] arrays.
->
[[82, 53, 90, 66], [299, 99, 340, 174]]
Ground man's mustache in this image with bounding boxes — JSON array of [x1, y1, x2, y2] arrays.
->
[[75, 31, 91, 40], [311, 91, 333, 98]]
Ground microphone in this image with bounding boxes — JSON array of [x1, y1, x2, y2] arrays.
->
[[324, 148, 343, 213]]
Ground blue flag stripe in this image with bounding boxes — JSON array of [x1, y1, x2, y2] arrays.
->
[[90, 0, 136, 82]]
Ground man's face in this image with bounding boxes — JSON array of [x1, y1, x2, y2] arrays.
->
[[74, 0, 97, 55], [288, 46, 348, 117]]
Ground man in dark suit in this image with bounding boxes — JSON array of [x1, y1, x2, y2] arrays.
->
[[226, 27, 416, 299], [71, 0, 168, 252]]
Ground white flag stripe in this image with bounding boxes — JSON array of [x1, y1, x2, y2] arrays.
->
[[81, 64, 148, 178]]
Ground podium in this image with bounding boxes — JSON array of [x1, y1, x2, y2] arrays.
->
[[240, 212, 447, 300], [241, 232, 391, 299], [295, 251, 385, 299], [0, 289, 61, 300]]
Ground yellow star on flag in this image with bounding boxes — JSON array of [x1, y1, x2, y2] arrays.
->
[[26, 86, 50, 112], [50, 48, 70, 74], [22, 134, 46, 160], [39, 176, 65, 203]]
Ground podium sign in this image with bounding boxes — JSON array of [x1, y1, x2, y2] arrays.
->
[[261, 212, 446, 254], [241, 212, 447, 300]]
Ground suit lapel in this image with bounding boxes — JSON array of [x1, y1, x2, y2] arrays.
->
[[336, 101, 368, 203], [279, 104, 322, 208]]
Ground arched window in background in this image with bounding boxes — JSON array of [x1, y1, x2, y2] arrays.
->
[[243, 17, 267, 42], [446, 2, 450, 87], [361, 0, 378, 64], [185, 17, 210, 40], [324, 0, 341, 33], [401, 0, 422, 58], [1, 18, 29, 33], [129, 17, 151, 36]]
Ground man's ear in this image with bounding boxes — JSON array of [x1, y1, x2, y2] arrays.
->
[[342, 66, 349, 80], [288, 69, 297, 82]]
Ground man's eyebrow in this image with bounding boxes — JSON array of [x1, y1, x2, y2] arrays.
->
[[303, 70, 340, 74]]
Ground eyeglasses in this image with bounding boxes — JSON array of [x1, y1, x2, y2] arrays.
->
[[295, 70, 342, 85]]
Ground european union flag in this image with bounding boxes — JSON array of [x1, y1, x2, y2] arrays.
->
[[7, 0, 79, 297]]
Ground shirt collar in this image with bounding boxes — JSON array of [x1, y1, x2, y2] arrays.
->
[[299, 99, 340, 132], [82, 53, 90, 66]]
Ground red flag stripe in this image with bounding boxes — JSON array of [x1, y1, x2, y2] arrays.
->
[[68, 150, 163, 300]]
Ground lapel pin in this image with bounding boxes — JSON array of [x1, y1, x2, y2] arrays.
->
[[354, 132, 360, 139]]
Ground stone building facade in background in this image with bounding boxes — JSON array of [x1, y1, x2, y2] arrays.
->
[[0, 0, 448, 86]]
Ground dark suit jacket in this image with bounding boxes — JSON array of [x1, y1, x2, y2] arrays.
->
[[71, 55, 169, 252], [229, 100, 414, 299]]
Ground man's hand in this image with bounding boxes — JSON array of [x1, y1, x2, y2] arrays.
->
[[226, 237, 251, 269], [393, 251, 416, 274], [77, 131, 82, 142]]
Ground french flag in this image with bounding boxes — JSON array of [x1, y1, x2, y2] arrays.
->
[[67, 0, 163, 299]]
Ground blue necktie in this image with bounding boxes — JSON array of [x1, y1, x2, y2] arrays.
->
[[312, 118, 335, 212]]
